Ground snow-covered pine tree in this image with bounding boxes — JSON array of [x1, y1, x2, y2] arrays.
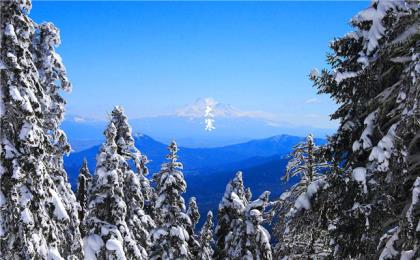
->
[[33, 22, 83, 255], [76, 159, 91, 237], [214, 171, 249, 259], [111, 106, 156, 221], [83, 122, 145, 259], [124, 169, 155, 255], [0, 0, 83, 258], [110, 106, 155, 252], [229, 191, 272, 260], [150, 141, 192, 259], [187, 197, 200, 231], [197, 211, 214, 260], [274, 134, 330, 258], [308, 0, 419, 258], [186, 197, 201, 257]]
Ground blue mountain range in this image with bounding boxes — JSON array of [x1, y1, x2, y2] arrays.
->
[[64, 134, 325, 224]]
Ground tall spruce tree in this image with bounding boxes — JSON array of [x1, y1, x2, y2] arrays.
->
[[214, 171, 249, 259], [197, 211, 214, 260], [186, 197, 201, 257], [283, 0, 420, 258], [229, 191, 272, 260], [110, 106, 155, 252], [83, 122, 145, 259], [150, 141, 193, 259], [0, 0, 83, 258], [76, 159, 91, 237], [274, 134, 330, 258], [111, 106, 155, 222]]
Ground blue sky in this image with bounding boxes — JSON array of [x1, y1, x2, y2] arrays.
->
[[31, 1, 368, 128]]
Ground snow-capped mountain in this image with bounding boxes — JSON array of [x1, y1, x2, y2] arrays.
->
[[62, 98, 335, 150], [175, 97, 276, 121]]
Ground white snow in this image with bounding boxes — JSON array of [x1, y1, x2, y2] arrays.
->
[[106, 239, 126, 260], [21, 208, 34, 225], [0, 191, 5, 207], [19, 185, 33, 206], [358, 111, 377, 150], [392, 24, 418, 44], [335, 71, 358, 83], [4, 24, 16, 38], [352, 0, 403, 54], [152, 228, 168, 240], [352, 167, 367, 193], [293, 179, 325, 212], [83, 234, 104, 260], [49, 189, 69, 221], [369, 124, 397, 172], [47, 247, 64, 260], [379, 229, 399, 260], [400, 250, 416, 260], [406, 177, 420, 225]]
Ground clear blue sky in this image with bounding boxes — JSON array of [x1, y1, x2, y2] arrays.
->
[[31, 1, 368, 128]]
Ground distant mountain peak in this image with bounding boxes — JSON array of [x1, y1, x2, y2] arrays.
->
[[175, 97, 275, 121]]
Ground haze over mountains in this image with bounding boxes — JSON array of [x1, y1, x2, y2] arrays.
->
[[63, 98, 334, 151]]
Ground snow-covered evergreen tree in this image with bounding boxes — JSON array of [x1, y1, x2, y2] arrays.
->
[[111, 106, 155, 222], [300, 0, 420, 258], [110, 106, 155, 252], [76, 159, 91, 237], [214, 171, 249, 259], [229, 191, 272, 260], [124, 169, 155, 255], [187, 197, 200, 231], [274, 134, 330, 258], [186, 197, 201, 257], [0, 0, 83, 258], [197, 211, 214, 260], [83, 122, 145, 259], [150, 141, 192, 259]]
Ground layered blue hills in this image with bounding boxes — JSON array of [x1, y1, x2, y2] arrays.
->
[[64, 134, 325, 222]]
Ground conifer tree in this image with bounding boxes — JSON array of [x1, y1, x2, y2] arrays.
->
[[0, 1, 82, 258], [197, 211, 214, 260], [214, 171, 249, 259], [294, 0, 420, 258], [186, 197, 201, 257], [111, 106, 155, 222], [274, 134, 330, 258], [83, 122, 145, 259], [76, 159, 91, 237], [150, 141, 192, 259], [229, 191, 272, 260], [110, 106, 155, 251]]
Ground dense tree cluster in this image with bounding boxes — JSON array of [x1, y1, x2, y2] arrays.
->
[[0, 0, 418, 259]]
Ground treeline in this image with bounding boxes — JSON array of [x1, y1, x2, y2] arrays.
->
[[0, 0, 418, 259]]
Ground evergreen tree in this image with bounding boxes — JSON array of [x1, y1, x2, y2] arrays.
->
[[124, 169, 155, 254], [110, 106, 155, 252], [83, 122, 145, 259], [229, 191, 272, 260], [111, 106, 155, 222], [274, 134, 330, 258], [0, 1, 82, 258], [76, 159, 91, 237], [197, 211, 214, 260], [214, 171, 249, 259], [150, 141, 192, 259], [186, 197, 201, 258], [294, 0, 420, 258], [187, 197, 200, 231]]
